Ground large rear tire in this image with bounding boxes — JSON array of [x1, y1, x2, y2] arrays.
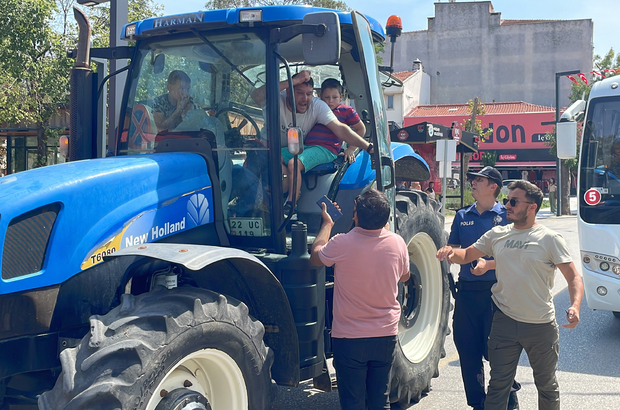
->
[[390, 191, 451, 406], [38, 287, 274, 410]]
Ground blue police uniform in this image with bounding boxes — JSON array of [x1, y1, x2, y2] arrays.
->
[[448, 201, 508, 410]]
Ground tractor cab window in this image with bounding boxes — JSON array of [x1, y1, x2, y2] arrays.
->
[[119, 32, 275, 242]]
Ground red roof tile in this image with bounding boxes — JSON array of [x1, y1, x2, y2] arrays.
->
[[406, 101, 555, 117], [392, 71, 416, 81]]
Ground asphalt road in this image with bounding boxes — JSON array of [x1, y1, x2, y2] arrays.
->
[[271, 199, 620, 410]]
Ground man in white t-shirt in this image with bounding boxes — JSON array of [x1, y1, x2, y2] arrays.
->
[[252, 70, 371, 216], [436, 180, 583, 410]]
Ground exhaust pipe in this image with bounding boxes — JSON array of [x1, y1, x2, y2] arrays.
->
[[73, 6, 91, 68], [69, 6, 95, 161]]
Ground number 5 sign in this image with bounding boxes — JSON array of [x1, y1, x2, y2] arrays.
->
[[584, 188, 602, 206]]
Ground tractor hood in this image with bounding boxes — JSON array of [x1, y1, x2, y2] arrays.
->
[[0, 153, 214, 294]]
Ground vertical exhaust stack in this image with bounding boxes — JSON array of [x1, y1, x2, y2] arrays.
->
[[69, 6, 96, 161], [74, 6, 91, 68]]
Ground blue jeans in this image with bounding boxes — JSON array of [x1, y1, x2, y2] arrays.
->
[[332, 336, 397, 410]]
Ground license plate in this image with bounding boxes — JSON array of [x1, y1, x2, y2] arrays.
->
[[229, 217, 264, 236]]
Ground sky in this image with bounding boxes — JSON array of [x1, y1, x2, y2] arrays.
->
[[157, 0, 617, 58]]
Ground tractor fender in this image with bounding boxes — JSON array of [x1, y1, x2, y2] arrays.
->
[[391, 142, 431, 182], [106, 243, 300, 387]]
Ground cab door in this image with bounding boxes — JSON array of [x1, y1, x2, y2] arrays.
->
[[352, 11, 396, 229]]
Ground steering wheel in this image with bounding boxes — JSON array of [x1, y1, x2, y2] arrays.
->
[[216, 107, 261, 148]]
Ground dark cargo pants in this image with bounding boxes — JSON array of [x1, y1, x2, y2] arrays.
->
[[485, 308, 560, 410], [332, 336, 397, 410], [452, 282, 495, 409]]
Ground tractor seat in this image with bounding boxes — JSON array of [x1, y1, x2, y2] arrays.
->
[[305, 155, 345, 176], [303, 155, 345, 192]]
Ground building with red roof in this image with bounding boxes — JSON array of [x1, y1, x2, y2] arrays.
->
[[381, 1, 592, 108], [406, 101, 557, 172]]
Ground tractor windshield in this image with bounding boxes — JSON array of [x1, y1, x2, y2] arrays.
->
[[119, 32, 275, 242], [119, 31, 266, 152]]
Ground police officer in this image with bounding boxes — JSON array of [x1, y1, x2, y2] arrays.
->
[[448, 166, 520, 410]]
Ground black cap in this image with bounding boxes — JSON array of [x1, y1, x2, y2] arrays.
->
[[467, 166, 502, 186]]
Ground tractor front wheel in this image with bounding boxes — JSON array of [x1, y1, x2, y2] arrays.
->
[[390, 191, 451, 406], [39, 287, 274, 410]]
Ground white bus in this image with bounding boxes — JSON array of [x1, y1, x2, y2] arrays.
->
[[573, 76, 620, 317]]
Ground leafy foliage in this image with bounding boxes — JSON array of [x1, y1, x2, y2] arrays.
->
[[0, 0, 165, 170], [375, 42, 385, 65], [462, 98, 492, 141], [481, 151, 497, 167], [544, 123, 583, 173], [545, 123, 582, 215], [204, 0, 350, 11], [0, 0, 73, 168], [0, 139, 6, 171], [569, 48, 620, 103], [84, 0, 165, 48], [459, 98, 492, 175]]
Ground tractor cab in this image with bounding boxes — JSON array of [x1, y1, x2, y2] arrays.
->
[[114, 8, 396, 252]]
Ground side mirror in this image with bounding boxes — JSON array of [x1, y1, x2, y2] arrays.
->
[[198, 61, 213, 73], [153, 54, 165, 74], [302, 12, 341, 65], [556, 121, 577, 159]]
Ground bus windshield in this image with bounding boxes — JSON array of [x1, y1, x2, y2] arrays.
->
[[579, 95, 620, 224]]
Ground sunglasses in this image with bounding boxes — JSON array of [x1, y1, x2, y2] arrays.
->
[[503, 198, 535, 207]]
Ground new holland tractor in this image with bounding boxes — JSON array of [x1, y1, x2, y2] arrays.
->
[[0, 5, 451, 409]]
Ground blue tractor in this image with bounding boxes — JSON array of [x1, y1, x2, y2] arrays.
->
[[0, 6, 451, 409]]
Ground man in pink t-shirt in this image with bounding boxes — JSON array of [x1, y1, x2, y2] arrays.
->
[[310, 189, 410, 410]]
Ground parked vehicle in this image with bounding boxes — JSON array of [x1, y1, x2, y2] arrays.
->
[[559, 77, 620, 318]]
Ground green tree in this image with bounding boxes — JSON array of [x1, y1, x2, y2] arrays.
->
[[205, 0, 349, 11], [0, 0, 73, 168], [544, 123, 583, 215], [461, 97, 492, 175], [84, 0, 165, 48], [0, 138, 6, 172], [375, 42, 385, 65], [569, 48, 620, 103], [551, 49, 614, 215], [481, 151, 497, 167]]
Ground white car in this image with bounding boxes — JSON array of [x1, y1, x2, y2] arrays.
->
[[500, 179, 520, 195]]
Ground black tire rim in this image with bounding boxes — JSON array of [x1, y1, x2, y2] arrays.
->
[[399, 263, 422, 329], [155, 388, 211, 410]]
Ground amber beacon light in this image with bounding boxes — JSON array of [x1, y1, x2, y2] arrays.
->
[[386, 15, 402, 40], [385, 15, 402, 71]]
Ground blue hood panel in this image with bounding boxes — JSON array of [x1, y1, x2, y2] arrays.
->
[[0, 154, 213, 294], [339, 143, 431, 190]]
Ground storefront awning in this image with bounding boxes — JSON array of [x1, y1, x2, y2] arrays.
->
[[390, 122, 478, 153], [467, 161, 557, 168]]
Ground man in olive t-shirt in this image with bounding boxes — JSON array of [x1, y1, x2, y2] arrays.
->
[[436, 180, 583, 410]]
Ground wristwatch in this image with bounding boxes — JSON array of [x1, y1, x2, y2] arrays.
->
[[366, 143, 374, 154]]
